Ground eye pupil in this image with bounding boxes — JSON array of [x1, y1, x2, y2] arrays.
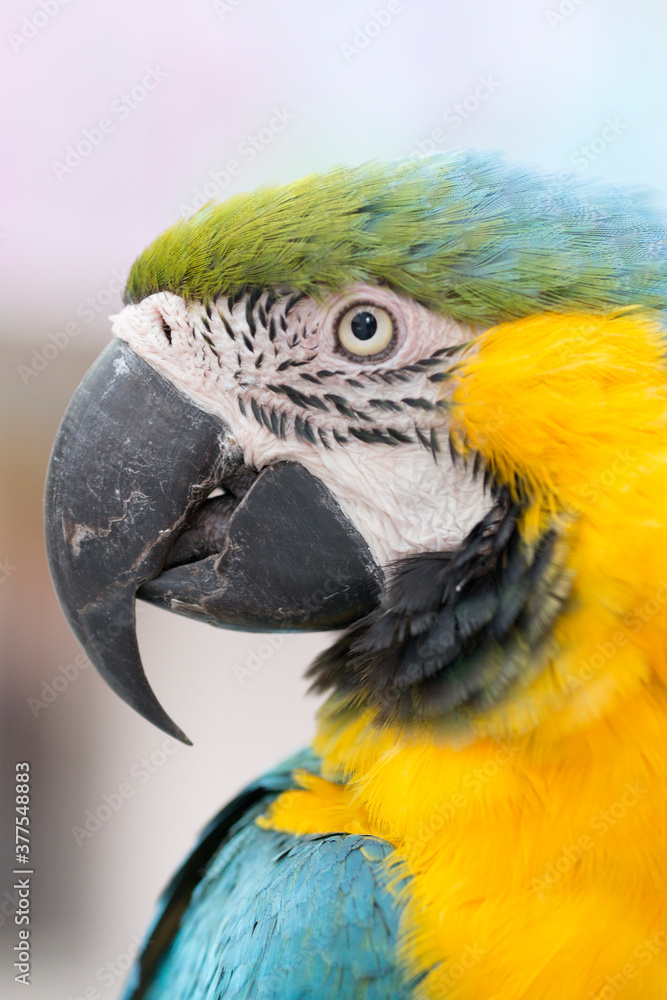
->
[[336, 302, 395, 359], [350, 311, 377, 341]]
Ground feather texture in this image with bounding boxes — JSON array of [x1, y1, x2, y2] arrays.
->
[[118, 156, 667, 1000], [264, 309, 667, 999], [125, 151, 667, 326], [122, 750, 418, 1000]]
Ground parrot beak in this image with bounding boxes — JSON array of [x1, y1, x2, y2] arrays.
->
[[45, 340, 382, 742]]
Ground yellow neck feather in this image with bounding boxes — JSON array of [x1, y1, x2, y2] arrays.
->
[[263, 311, 667, 998]]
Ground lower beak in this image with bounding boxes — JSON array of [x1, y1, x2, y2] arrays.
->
[[45, 340, 382, 742]]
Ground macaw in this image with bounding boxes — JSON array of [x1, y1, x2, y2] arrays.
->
[[45, 150, 667, 1000]]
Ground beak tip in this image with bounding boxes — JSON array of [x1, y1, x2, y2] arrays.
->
[[97, 649, 193, 746], [161, 713, 193, 745], [111, 669, 193, 745], [167, 726, 193, 747]]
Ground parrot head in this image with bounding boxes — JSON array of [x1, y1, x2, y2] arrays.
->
[[45, 150, 667, 745]]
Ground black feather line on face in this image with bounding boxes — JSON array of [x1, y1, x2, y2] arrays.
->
[[223, 287, 462, 462], [307, 490, 568, 725], [403, 397, 435, 411], [353, 409, 374, 423], [415, 427, 431, 452], [246, 311, 257, 338], [260, 406, 275, 434], [248, 286, 263, 312], [284, 291, 306, 315], [294, 415, 317, 444], [369, 399, 403, 413], [269, 408, 280, 436], [387, 427, 413, 444], [227, 286, 247, 310], [219, 310, 236, 341], [324, 394, 355, 419]]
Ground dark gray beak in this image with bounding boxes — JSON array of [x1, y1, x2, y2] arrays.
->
[[45, 340, 382, 742]]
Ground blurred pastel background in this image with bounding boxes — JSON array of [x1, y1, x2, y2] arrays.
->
[[1, 1, 666, 996]]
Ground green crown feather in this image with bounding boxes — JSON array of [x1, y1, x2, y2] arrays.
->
[[125, 149, 667, 326]]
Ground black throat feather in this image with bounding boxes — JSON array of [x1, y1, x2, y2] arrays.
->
[[308, 488, 570, 725]]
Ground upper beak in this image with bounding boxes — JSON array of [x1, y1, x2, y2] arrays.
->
[[45, 340, 382, 742]]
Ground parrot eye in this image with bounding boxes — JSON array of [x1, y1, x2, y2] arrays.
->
[[335, 304, 396, 359]]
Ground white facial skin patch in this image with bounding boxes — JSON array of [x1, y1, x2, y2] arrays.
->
[[111, 284, 493, 568]]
